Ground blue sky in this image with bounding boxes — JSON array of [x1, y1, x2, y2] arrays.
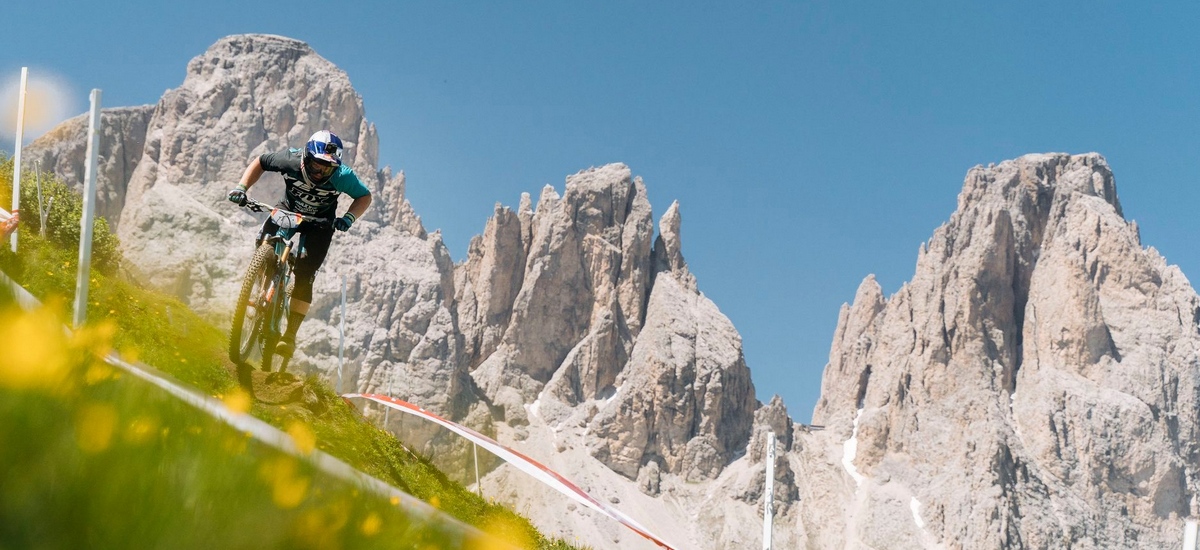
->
[[5, 2, 1199, 422]]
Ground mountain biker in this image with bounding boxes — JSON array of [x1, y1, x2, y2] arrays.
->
[[226, 130, 372, 359]]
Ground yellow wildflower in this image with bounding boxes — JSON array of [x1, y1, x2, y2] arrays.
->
[[119, 347, 139, 365], [360, 512, 382, 537], [287, 421, 316, 456], [222, 388, 252, 414], [85, 362, 115, 385], [472, 513, 536, 550], [0, 306, 70, 391], [71, 319, 116, 358], [259, 457, 309, 509]]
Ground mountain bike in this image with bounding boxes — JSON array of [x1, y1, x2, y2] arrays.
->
[[228, 197, 329, 375]]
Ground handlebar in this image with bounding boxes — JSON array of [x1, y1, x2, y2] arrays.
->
[[240, 197, 331, 227]]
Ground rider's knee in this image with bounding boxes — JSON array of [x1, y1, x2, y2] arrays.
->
[[292, 272, 316, 303]]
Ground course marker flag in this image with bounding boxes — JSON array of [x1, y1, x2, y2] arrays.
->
[[344, 393, 679, 550], [0, 208, 17, 240]]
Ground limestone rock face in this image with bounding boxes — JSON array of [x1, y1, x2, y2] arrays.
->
[[812, 153, 1200, 548], [296, 218, 470, 424], [650, 201, 695, 291], [456, 165, 759, 485], [466, 164, 657, 424], [748, 395, 794, 464], [24, 105, 155, 228], [586, 256, 755, 481], [454, 201, 529, 372], [733, 396, 799, 513]]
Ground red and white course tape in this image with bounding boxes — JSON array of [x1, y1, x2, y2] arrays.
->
[[343, 393, 679, 550], [0, 208, 18, 239]]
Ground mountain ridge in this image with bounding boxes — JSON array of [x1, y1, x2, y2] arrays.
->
[[24, 34, 1200, 549]]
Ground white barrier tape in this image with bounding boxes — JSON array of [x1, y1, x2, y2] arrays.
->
[[0, 269, 43, 311], [0, 270, 498, 548], [344, 393, 680, 550]]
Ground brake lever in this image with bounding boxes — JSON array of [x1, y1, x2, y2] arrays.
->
[[243, 199, 270, 213]]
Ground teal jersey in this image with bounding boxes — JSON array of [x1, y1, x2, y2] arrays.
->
[[259, 148, 370, 217]]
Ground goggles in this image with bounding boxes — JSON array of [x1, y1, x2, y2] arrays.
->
[[305, 156, 335, 178]]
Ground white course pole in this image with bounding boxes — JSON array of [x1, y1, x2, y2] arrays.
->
[[473, 442, 482, 498], [338, 275, 346, 394], [35, 160, 50, 238], [763, 431, 775, 550], [73, 89, 101, 329], [383, 368, 394, 426], [10, 67, 28, 253], [1185, 520, 1198, 550]]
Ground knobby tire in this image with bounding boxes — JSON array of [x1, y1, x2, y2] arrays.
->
[[229, 242, 276, 364]]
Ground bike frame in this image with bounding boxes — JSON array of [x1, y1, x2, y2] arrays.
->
[[240, 197, 329, 371], [261, 234, 295, 352]]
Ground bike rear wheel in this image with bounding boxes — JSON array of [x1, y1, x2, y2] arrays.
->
[[229, 242, 276, 364]]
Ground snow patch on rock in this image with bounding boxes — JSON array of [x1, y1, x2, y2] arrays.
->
[[842, 408, 866, 486]]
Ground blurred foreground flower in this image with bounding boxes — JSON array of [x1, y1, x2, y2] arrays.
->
[[76, 402, 118, 454], [287, 421, 316, 456], [472, 513, 535, 550], [0, 305, 116, 393], [73, 319, 116, 358], [221, 387, 252, 414], [0, 305, 70, 390], [259, 456, 310, 509], [295, 499, 351, 548], [360, 512, 382, 537]]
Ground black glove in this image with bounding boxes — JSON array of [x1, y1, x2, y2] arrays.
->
[[334, 212, 356, 232], [227, 186, 247, 206]]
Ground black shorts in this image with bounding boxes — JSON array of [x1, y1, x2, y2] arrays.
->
[[258, 218, 333, 302]]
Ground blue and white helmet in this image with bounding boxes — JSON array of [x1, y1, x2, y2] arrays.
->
[[304, 130, 344, 166], [301, 130, 343, 184]]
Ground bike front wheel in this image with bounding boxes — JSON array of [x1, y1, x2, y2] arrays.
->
[[229, 242, 276, 364]]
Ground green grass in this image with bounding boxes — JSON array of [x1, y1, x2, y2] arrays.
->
[[0, 164, 583, 549], [0, 300, 474, 549], [2, 230, 233, 393]]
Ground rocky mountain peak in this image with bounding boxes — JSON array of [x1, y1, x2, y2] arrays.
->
[[811, 152, 1200, 548], [651, 200, 696, 292], [454, 162, 759, 489], [957, 153, 1121, 220], [466, 164, 654, 423]]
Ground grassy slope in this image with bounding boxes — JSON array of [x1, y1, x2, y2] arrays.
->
[[0, 161, 583, 550], [0, 300, 477, 550]]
